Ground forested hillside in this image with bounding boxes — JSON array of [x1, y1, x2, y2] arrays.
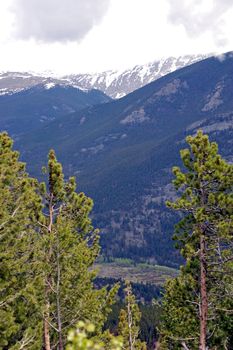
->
[[10, 52, 233, 266], [0, 84, 111, 135]]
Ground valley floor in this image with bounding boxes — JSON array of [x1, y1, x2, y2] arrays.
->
[[95, 259, 178, 285]]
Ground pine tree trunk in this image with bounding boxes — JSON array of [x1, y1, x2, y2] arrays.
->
[[199, 234, 207, 350], [126, 288, 134, 350], [56, 248, 63, 350], [44, 322, 51, 350], [44, 296, 51, 350], [58, 332, 63, 350], [43, 194, 53, 350], [127, 293, 134, 350]]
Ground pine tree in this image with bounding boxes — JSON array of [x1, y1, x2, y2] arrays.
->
[[159, 270, 200, 349], [38, 150, 117, 350], [0, 136, 118, 349], [160, 131, 233, 349], [118, 281, 146, 350], [0, 132, 43, 349]]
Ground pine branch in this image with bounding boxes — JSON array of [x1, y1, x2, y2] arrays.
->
[[0, 205, 21, 230]]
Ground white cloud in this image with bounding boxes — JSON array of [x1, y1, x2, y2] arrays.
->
[[167, 0, 233, 47], [11, 0, 110, 43], [0, 0, 232, 74]]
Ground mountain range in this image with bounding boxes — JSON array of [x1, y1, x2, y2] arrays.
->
[[0, 54, 208, 99], [64, 54, 209, 98], [0, 52, 232, 267]]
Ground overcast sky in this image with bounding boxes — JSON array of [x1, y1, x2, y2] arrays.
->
[[1, 0, 233, 74]]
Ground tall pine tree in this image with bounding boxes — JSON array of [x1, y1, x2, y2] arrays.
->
[[118, 281, 146, 350], [0, 136, 118, 349], [160, 131, 233, 349], [0, 132, 43, 349], [39, 150, 117, 350]]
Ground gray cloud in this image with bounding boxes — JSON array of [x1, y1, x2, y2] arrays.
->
[[167, 0, 233, 47], [11, 0, 110, 43]]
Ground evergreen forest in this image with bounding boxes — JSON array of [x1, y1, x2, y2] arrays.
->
[[0, 130, 233, 350]]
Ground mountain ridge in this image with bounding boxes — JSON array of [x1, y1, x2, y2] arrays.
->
[[0, 54, 210, 98], [64, 54, 210, 98], [0, 83, 111, 135]]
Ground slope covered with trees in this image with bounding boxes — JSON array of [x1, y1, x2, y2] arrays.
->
[[0, 84, 111, 135]]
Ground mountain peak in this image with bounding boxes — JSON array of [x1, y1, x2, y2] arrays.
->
[[63, 54, 211, 98]]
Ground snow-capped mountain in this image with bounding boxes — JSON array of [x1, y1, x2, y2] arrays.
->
[[64, 54, 210, 98], [0, 72, 77, 96], [0, 54, 210, 98]]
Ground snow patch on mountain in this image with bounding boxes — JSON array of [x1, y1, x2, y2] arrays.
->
[[45, 82, 56, 89]]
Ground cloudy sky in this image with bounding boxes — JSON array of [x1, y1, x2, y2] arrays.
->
[[1, 0, 233, 74]]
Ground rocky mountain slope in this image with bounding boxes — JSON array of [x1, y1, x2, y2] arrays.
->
[[0, 54, 209, 99], [12, 53, 233, 267]]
